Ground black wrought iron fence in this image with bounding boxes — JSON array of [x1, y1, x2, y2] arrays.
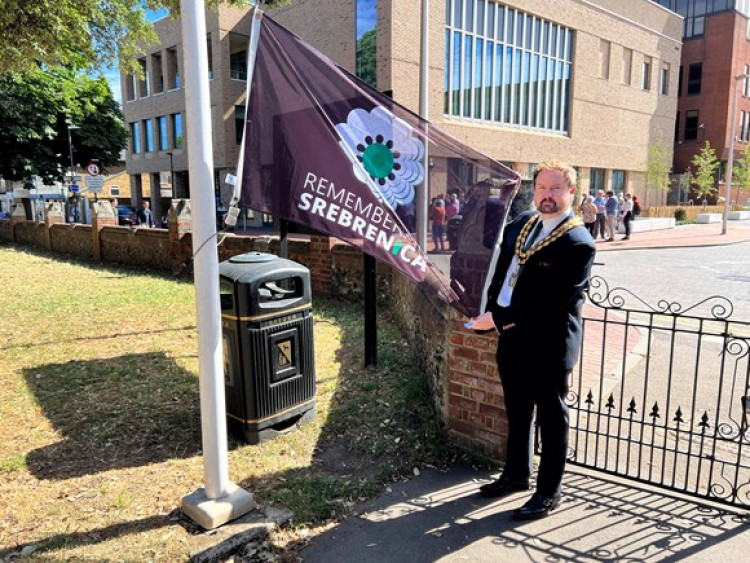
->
[[555, 275, 750, 509]]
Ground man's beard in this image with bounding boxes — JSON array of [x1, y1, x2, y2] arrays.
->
[[538, 199, 559, 214]]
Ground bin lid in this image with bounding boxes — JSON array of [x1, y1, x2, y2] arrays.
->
[[228, 252, 278, 264]]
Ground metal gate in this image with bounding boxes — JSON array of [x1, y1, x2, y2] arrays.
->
[[559, 275, 750, 510]]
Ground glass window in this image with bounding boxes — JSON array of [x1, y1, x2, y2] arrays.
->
[[158, 116, 168, 151], [687, 63, 702, 95], [144, 119, 154, 152], [622, 48, 632, 85], [496, 5, 504, 41], [684, 109, 699, 140], [131, 122, 141, 154], [692, 16, 705, 36], [642, 57, 652, 90], [612, 170, 626, 192], [590, 168, 605, 192], [660, 64, 670, 95], [172, 113, 183, 148], [444, 1, 572, 133], [235, 105, 245, 144], [678, 65, 683, 96], [230, 50, 247, 80], [476, 0, 485, 35]]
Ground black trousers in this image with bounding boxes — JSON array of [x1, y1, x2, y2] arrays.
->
[[497, 348, 570, 497], [623, 211, 632, 237]]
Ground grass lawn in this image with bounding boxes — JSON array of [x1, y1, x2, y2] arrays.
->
[[0, 245, 466, 560]]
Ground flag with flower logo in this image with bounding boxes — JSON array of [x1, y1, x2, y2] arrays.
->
[[238, 13, 520, 316]]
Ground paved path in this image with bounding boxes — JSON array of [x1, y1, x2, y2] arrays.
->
[[299, 465, 749, 562], [592, 219, 750, 252]]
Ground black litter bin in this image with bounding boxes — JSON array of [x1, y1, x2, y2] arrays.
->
[[220, 252, 316, 444], [447, 214, 463, 250]]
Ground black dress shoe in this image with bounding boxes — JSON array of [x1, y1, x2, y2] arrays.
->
[[478, 476, 530, 498], [513, 492, 561, 520]]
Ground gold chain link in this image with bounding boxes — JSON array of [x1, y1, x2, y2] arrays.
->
[[515, 213, 583, 265]]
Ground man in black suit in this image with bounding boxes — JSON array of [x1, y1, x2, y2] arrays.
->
[[466, 160, 595, 520]]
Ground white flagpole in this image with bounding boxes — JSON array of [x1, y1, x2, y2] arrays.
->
[[417, 0, 429, 249], [180, 0, 255, 529]]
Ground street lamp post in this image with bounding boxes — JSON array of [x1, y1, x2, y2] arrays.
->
[[66, 124, 80, 186], [166, 151, 175, 199], [66, 124, 80, 223], [724, 73, 748, 235]]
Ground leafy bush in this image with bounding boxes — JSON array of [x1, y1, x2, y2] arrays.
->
[[674, 207, 687, 222]]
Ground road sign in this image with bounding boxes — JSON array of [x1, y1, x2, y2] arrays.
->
[[69, 184, 79, 193], [85, 176, 104, 192], [86, 162, 101, 176]]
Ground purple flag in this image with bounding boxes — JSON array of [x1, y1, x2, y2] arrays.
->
[[239, 13, 520, 317]]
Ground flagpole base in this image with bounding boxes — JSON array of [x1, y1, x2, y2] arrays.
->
[[182, 483, 257, 530]]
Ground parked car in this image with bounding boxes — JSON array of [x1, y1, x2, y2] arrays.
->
[[116, 205, 137, 226]]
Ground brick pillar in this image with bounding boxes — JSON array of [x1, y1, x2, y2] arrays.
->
[[168, 199, 192, 273], [90, 200, 117, 261], [9, 203, 26, 224], [308, 235, 332, 297], [44, 202, 65, 250], [447, 319, 507, 461]]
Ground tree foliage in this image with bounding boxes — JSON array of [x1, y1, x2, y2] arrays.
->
[[0, 69, 128, 184], [690, 141, 720, 200], [646, 136, 672, 193], [0, 0, 289, 74], [728, 148, 750, 208], [356, 29, 377, 89]]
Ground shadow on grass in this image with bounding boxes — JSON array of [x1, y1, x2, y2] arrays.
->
[[24, 352, 201, 480], [12, 294, 459, 558], [0, 515, 173, 559]]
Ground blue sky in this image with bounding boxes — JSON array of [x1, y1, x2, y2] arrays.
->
[[357, 0, 377, 39]]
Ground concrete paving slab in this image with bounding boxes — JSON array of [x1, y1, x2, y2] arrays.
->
[[298, 464, 749, 562]]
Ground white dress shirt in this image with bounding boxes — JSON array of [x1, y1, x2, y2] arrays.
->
[[497, 208, 573, 307]]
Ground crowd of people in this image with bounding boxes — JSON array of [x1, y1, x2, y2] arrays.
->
[[580, 189, 640, 242], [430, 192, 464, 252]]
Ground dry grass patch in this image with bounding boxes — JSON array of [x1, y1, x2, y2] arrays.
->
[[0, 246, 463, 560]]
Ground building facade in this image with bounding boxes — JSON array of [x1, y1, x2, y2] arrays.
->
[[653, 0, 750, 205], [122, 0, 682, 211]]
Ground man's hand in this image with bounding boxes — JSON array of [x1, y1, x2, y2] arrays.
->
[[464, 312, 496, 332]]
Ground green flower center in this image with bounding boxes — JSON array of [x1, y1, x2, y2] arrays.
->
[[361, 143, 393, 179]]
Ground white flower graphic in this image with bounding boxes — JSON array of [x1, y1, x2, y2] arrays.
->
[[335, 106, 424, 208]]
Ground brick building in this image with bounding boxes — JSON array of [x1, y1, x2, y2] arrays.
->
[[653, 0, 750, 205], [121, 1, 682, 211]]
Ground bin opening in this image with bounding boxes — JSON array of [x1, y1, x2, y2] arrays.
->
[[257, 276, 304, 303], [268, 412, 305, 434]]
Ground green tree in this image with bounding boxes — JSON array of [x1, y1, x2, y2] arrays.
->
[[730, 148, 750, 207], [646, 136, 672, 193], [690, 141, 720, 202], [356, 29, 377, 88], [0, 1, 289, 73], [0, 69, 127, 184]]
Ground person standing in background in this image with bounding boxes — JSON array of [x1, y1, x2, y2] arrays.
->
[[604, 191, 617, 241], [136, 200, 155, 228], [621, 193, 634, 240], [592, 190, 606, 240]]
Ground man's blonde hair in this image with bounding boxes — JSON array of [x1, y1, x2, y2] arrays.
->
[[533, 159, 577, 188]]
